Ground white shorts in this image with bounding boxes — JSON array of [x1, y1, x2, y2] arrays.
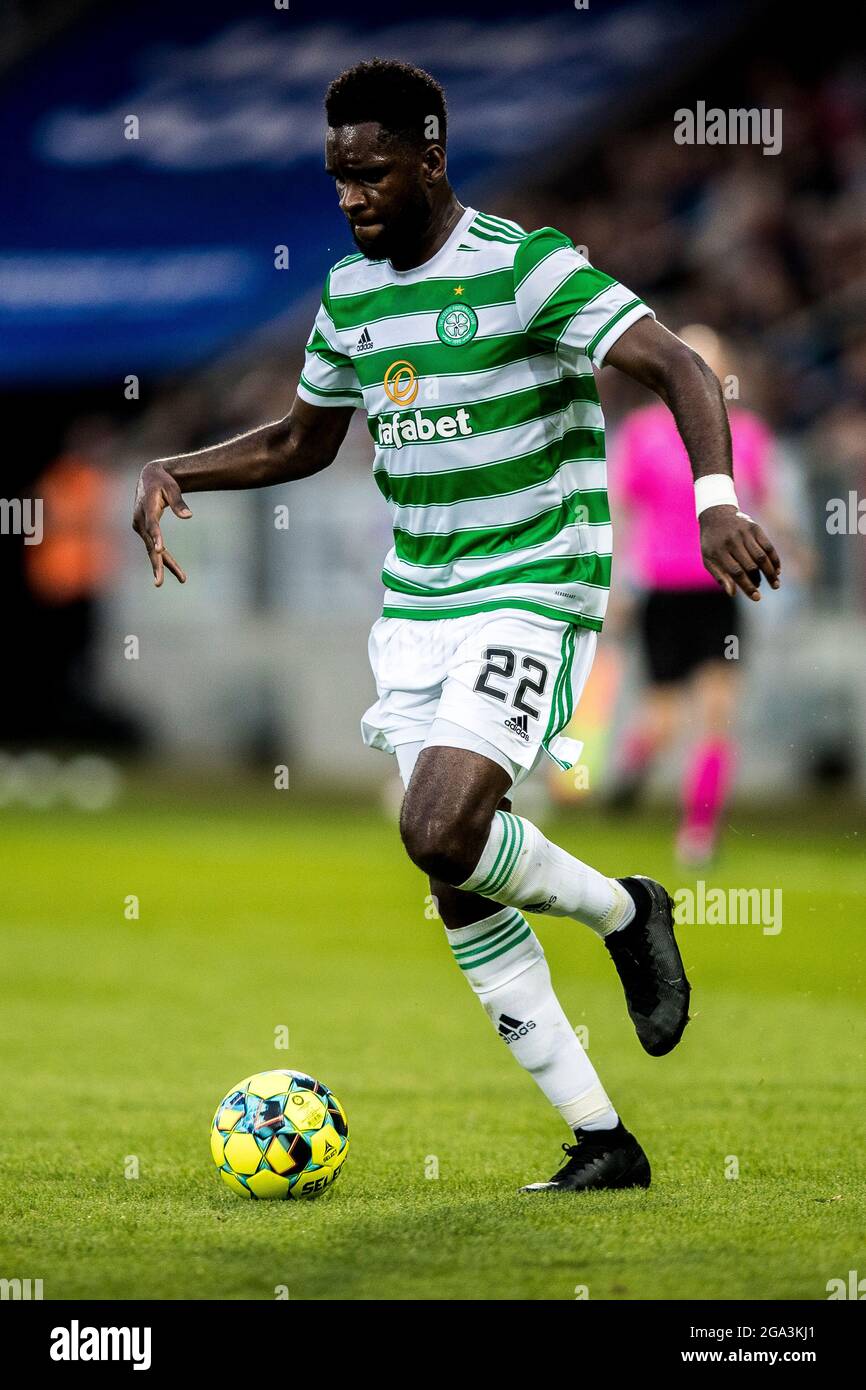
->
[[361, 611, 597, 789]]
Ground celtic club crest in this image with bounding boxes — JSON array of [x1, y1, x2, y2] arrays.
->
[[436, 302, 478, 346]]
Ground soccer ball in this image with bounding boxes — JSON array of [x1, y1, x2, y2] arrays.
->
[[210, 1069, 349, 1200]]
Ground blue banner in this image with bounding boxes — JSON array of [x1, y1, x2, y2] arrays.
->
[[0, 0, 745, 382]]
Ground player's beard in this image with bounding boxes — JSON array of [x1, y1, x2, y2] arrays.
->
[[351, 188, 432, 262]]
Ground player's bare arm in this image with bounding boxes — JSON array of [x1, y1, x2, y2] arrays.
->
[[605, 316, 781, 601], [132, 396, 353, 586]]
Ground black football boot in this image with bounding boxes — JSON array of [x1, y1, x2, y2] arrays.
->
[[520, 1121, 651, 1193], [605, 876, 691, 1056]]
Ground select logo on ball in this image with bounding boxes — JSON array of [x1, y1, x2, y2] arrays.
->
[[211, 1068, 348, 1200]]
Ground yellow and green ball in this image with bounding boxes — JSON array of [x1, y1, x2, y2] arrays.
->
[[211, 1069, 348, 1200]]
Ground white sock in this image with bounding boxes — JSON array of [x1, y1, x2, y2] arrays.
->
[[446, 907, 618, 1131], [458, 810, 636, 938]]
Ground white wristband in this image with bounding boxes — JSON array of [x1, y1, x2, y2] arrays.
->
[[695, 474, 739, 517]]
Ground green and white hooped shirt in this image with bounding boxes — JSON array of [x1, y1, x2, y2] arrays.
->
[[297, 207, 654, 632]]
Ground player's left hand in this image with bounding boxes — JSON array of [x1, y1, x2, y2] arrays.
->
[[700, 506, 781, 602]]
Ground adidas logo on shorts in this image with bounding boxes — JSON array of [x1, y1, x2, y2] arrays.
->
[[498, 1013, 536, 1044], [504, 713, 530, 741]]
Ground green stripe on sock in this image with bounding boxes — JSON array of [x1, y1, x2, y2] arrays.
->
[[476, 812, 517, 896], [451, 912, 526, 961], [450, 917, 525, 961], [473, 810, 514, 896], [458, 925, 532, 970], [451, 909, 524, 952], [486, 814, 525, 895]]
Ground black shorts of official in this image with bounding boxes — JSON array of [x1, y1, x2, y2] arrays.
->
[[639, 588, 740, 685]]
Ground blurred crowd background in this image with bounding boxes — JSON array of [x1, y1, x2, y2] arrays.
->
[[2, 0, 864, 804]]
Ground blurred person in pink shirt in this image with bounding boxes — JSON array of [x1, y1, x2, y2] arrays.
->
[[610, 326, 776, 864]]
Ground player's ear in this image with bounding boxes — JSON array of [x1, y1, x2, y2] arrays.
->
[[422, 143, 447, 184]]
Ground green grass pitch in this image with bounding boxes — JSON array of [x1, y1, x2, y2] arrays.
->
[[1, 792, 864, 1301]]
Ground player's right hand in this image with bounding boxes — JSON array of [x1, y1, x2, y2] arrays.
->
[[132, 462, 192, 587], [699, 505, 781, 602]]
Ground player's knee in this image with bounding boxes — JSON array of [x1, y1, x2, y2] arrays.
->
[[399, 796, 490, 883]]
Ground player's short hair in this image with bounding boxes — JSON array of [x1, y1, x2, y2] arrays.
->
[[325, 59, 447, 149]]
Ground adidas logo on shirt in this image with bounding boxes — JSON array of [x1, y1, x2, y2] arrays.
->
[[498, 1013, 536, 1043], [356, 326, 374, 352], [504, 713, 530, 740]]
